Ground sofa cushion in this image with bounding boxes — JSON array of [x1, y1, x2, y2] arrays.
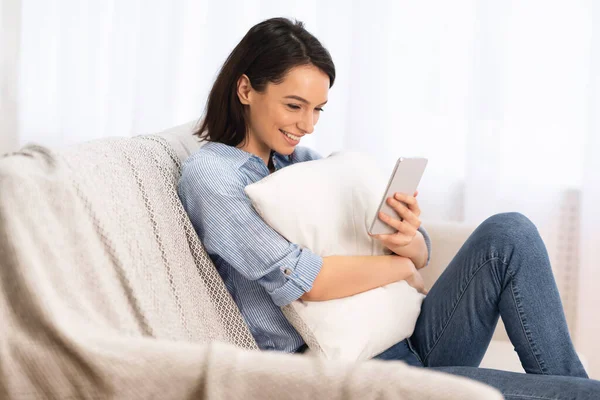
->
[[153, 120, 203, 163]]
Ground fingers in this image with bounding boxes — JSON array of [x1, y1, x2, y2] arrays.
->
[[393, 192, 421, 218], [374, 231, 412, 247], [377, 211, 404, 231], [386, 196, 421, 227], [373, 214, 417, 241]]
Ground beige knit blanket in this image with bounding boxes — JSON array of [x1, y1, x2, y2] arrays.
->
[[0, 137, 501, 399]]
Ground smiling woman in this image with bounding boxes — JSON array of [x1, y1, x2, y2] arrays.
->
[[180, 18, 429, 356], [194, 17, 335, 168]]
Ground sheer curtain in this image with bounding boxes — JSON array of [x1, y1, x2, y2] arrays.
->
[[3, 0, 599, 377], [0, 0, 20, 153]]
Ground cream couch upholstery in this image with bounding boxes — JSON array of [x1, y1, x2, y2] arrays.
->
[[0, 121, 505, 399]]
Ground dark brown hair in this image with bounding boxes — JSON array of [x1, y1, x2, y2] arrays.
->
[[194, 17, 336, 147]]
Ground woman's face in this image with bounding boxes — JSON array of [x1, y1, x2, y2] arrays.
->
[[236, 64, 329, 163]]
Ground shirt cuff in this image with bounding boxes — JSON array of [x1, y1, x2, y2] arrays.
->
[[418, 225, 432, 268], [269, 249, 323, 307]]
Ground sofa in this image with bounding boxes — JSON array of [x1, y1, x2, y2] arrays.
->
[[0, 122, 506, 399]]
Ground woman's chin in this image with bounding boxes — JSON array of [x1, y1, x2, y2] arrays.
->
[[273, 143, 296, 155]]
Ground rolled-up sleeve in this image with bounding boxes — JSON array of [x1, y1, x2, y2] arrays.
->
[[267, 248, 322, 306], [178, 157, 323, 307]]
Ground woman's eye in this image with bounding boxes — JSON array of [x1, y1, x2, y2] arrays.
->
[[315, 107, 324, 112], [287, 104, 301, 110]]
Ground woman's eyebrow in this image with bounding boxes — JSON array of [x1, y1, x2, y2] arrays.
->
[[284, 95, 328, 106]]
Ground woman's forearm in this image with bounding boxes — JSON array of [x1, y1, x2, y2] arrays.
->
[[301, 255, 417, 302]]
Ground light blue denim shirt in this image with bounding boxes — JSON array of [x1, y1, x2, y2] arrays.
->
[[177, 141, 431, 353]]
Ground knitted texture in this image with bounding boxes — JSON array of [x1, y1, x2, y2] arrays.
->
[[0, 136, 501, 399]]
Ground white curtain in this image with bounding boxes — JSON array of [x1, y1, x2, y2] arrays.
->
[[3, 0, 599, 377], [0, 0, 20, 153]]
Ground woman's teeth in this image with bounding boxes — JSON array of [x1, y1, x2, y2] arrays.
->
[[281, 130, 300, 141]]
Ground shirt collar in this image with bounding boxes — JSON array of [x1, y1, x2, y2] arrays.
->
[[202, 141, 291, 170]]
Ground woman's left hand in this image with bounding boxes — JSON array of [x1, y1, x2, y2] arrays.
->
[[370, 191, 422, 255]]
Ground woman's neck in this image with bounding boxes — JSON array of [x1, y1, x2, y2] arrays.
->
[[237, 133, 271, 166]]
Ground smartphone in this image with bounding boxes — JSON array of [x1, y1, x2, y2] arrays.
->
[[368, 157, 428, 235]]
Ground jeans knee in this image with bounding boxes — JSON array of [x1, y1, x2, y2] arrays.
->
[[481, 212, 538, 237], [473, 212, 542, 258], [469, 213, 549, 281]]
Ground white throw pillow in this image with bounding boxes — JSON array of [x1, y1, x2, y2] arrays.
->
[[244, 151, 425, 361]]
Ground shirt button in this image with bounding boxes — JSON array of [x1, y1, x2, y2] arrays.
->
[[283, 268, 292, 276]]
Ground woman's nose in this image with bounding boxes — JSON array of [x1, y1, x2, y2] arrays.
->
[[297, 113, 315, 134]]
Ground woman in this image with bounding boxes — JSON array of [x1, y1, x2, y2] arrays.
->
[[178, 17, 600, 399]]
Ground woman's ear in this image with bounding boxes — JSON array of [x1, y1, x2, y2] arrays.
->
[[237, 74, 252, 105]]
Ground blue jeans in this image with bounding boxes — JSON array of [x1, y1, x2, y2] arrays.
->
[[374, 212, 600, 399]]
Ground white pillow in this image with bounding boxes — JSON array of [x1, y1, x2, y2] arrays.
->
[[244, 151, 425, 361]]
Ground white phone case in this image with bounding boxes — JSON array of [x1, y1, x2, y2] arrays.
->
[[368, 157, 428, 235]]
